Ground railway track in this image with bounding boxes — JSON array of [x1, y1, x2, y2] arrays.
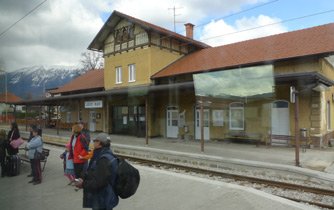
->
[[118, 154, 334, 209]]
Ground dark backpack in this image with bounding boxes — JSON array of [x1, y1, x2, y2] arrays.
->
[[102, 153, 140, 199]]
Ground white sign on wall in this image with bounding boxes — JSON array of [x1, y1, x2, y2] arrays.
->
[[212, 110, 224, 126], [85, 100, 103, 108]]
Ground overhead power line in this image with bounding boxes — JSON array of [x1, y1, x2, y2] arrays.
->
[[0, 0, 48, 38], [199, 9, 334, 43], [193, 0, 280, 31]]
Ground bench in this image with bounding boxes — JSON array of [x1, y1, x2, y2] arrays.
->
[[19, 148, 50, 171], [224, 131, 263, 146]]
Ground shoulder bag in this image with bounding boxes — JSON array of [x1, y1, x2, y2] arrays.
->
[[9, 131, 24, 149]]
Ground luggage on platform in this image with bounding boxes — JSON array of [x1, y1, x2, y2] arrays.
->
[[6, 155, 20, 176]]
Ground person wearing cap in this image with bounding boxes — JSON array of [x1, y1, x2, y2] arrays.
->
[[76, 133, 119, 210], [69, 124, 89, 180]]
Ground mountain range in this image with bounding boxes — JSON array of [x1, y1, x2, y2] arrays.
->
[[1, 66, 86, 100]]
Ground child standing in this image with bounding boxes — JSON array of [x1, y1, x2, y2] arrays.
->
[[60, 143, 75, 185]]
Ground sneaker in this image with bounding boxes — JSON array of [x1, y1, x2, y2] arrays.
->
[[28, 180, 35, 183], [27, 174, 33, 177]]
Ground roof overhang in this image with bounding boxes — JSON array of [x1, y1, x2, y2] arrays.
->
[[274, 72, 334, 87], [14, 72, 333, 106], [14, 82, 194, 106]]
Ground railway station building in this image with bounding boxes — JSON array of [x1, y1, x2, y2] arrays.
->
[[18, 11, 334, 148]]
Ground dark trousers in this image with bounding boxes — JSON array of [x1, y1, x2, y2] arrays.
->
[[0, 160, 5, 176], [74, 163, 85, 179], [32, 159, 42, 182], [29, 159, 33, 175], [0, 148, 5, 177]]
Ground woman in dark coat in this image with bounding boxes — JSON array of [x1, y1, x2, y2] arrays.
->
[[6, 122, 20, 155]]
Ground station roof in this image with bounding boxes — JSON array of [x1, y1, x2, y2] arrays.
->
[[88, 10, 210, 51], [14, 82, 194, 106], [152, 23, 334, 79], [15, 70, 334, 107], [49, 69, 104, 95], [0, 92, 22, 103]]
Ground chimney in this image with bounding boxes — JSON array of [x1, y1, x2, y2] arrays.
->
[[184, 23, 194, 39]]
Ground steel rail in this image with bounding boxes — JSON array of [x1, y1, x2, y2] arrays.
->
[[118, 154, 334, 209]]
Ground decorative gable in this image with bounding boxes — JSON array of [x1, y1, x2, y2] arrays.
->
[[104, 20, 149, 55], [89, 10, 209, 54]]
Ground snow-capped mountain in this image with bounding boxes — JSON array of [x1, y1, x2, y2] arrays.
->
[[5, 65, 87, 100]]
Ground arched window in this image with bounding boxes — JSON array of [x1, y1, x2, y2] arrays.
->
[[229, 102, 244, 130]]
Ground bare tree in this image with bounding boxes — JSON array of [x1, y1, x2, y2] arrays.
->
[[80, 50, 104, 71]]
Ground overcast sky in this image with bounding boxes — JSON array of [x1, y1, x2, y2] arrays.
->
[[0, 0, 333, 71]]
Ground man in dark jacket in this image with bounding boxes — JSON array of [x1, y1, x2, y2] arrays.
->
[[76, 133, 119, 210]]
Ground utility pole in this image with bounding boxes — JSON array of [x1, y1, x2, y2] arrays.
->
[[290, 86, 300, 166], [168, 6, 182, 32]]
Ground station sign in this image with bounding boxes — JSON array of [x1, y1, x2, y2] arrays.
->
[[85, 100, 103, 108]]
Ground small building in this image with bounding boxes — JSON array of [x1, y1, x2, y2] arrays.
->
[[0, 92, 22, 123], [47, 69, 105, 131]]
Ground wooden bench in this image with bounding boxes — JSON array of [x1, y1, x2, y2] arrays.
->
[[19, 148, 50, 171], [224, 131, 263, 146], [269, 134, 312, 150]]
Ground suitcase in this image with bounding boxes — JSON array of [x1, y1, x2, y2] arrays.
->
[[6, 155, 21, 176]]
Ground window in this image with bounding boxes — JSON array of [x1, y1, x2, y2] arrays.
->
[[66, 112, 71, 123], [128, 64, 136, 82], [229, 102, 244, 130], [115, 66, 122, 84]]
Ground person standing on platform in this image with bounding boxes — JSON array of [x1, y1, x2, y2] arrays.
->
[[78, 120, 91, 145], [6, 122, 20, 155], [26, 126, 43, 185], [27, 124, 36, 178], [75, 133, 119, 210], [60, 143, 76, 185], [69, 124, 88, 179]]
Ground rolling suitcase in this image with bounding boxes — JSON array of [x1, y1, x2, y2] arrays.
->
[[6, 155, 21, 176]]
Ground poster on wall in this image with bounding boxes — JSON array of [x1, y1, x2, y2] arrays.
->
[[178, 110, 186, 127], [212, 110, 224, 126]]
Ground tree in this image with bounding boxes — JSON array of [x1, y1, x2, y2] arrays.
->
[[80, 50, 104, 71]]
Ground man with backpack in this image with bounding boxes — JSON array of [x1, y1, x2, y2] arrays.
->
[[75, 133, 119, 210]]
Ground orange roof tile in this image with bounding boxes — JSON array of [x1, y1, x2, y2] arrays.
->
[[51, 69, 104, 94], [0, 92, 22, 103], [152, 23, 334, 78]]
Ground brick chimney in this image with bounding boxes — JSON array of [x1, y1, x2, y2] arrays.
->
[[184, 23, 194, 39]]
